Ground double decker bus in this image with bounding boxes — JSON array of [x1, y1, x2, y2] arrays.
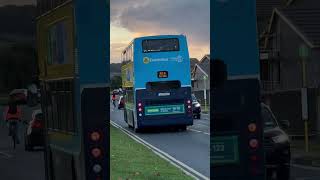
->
[[211, 0, 265, 179], [121, 35, 193, 132], [36, 0, 109, 179]]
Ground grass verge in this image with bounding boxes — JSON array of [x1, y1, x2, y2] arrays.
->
[[110, 125, 194, 180]]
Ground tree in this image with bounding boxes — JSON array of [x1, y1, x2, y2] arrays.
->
[[111, 75, 122, 90]]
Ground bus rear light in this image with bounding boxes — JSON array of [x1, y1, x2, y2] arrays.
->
[[139, 113, 142, 117], [188, 105, 191, 109], [187, 100, 191, 104], [248, 123, 257, 132], [90, 131, 101, 142], [91, 148, 102, 158], [93, 164, 102, 173], [249, 139, 259, 149], [250, 155, 258, 161], [138, 102, 142, 107], [138, 108, 142, 112]]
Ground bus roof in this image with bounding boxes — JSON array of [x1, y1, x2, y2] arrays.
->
[[133, 34, 185, 41]]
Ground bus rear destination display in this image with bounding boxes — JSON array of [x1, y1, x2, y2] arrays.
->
[[145, 104, 185, 116]]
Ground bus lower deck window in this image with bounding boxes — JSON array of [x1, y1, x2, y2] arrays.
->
[[146, 81, 181, 91]]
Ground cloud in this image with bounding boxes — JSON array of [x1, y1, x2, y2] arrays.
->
[[110, 0, 210, 62]]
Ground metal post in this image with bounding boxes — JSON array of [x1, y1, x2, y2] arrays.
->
[[203, 76, 207, 112], [302, 59, 309, 153]]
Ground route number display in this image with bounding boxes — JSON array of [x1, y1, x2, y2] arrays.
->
[[211, 136, 239, 166]]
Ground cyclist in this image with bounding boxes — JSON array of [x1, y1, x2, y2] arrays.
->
[[3, 100, 22, 144], [111, 93, 116, 108]]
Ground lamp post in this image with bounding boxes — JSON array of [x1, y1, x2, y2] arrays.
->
[[203, 75, 208, 112], [299, 43, 310, 153]]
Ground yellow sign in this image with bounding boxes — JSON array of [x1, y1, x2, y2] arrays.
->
[[143, 57, 150, 64]]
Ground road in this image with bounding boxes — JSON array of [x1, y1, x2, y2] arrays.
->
[[0, 104, 320, 180], [110, 105, 211, 179], [0, 105, 45, 180]]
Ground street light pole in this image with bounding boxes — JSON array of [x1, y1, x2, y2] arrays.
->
[[299, 44, 310, 153], [203, 75, 208, 112]]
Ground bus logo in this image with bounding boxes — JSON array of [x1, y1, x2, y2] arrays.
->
[[143, 57, 150, 64]]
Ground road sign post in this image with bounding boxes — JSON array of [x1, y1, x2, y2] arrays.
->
[[299, 43, 310, 153]]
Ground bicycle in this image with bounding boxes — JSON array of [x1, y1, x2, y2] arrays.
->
[[8, 121, 18, 149]]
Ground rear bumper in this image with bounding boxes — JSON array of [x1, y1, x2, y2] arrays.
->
[[193, 107, 201, 114], [28, 131, 44, 146], [138, 116, 193, 128]]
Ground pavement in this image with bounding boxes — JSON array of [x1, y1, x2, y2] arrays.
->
[[110, 105, 210, 179], [291, 139, 320, 168]]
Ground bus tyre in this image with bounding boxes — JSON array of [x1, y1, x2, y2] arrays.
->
[[180, 126, 187, 131]]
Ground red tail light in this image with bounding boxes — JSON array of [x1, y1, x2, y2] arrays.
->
[[91, 147, 102, 158], [31, 120, 42, 128], [249, 139, 259, 149]]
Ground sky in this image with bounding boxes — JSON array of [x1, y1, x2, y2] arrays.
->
[[111, 0, 210, 63]]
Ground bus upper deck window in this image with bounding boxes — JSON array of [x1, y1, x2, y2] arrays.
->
[[142, 38, 179, 53], [146, 80, 181, 91]]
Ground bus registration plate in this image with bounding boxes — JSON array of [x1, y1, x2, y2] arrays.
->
[[211, 136, 239, 166], [145, 104, 185, 116]]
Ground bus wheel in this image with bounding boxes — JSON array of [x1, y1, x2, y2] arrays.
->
[[180, 126, 187, 131], [133, 119, 140, 133]]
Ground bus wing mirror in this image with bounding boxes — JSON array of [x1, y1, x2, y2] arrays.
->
[[211, 59, 227, 88]]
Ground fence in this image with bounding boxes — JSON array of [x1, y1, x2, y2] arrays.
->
[[262, 88, 320, 137]]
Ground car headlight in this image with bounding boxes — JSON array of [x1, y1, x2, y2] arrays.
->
[[272, 134, 288, 143], [195, 103, 201, 108]]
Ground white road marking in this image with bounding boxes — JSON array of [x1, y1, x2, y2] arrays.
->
[[110, 120, 210, 180], [194, 121, 210, 127], [0, 151, 12, 158], [188, 128, 210, 135]]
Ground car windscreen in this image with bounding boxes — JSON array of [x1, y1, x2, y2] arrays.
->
[[35, 113, 43, 120], [142, 38, 179, 53], [261, 107, 277, 129], [191, 94, 197, 102]]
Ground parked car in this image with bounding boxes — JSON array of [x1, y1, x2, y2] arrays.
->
[[118, 95, 125, 109], [191, 94, 201, 119], [24, 109, 44, 151], [262, 103, 291, 180], [9, 89, 28, 104]]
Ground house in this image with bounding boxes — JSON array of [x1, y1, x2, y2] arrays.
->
[[260, 1, 320, 136], [191, 55, 210, 107]]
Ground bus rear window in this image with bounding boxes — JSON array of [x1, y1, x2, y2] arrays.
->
[[146, 81, 181, 91], [142, 38, 179, 53]]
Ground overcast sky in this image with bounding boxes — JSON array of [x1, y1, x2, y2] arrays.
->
[[111, 0, 210, 63]]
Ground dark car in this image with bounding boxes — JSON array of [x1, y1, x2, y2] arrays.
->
[[9, 89, 28, 104], [118, 95, 125, 109], [262, 103, 291, 180], [24, 109, 44, 151], [192, 94, 201, 119]]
